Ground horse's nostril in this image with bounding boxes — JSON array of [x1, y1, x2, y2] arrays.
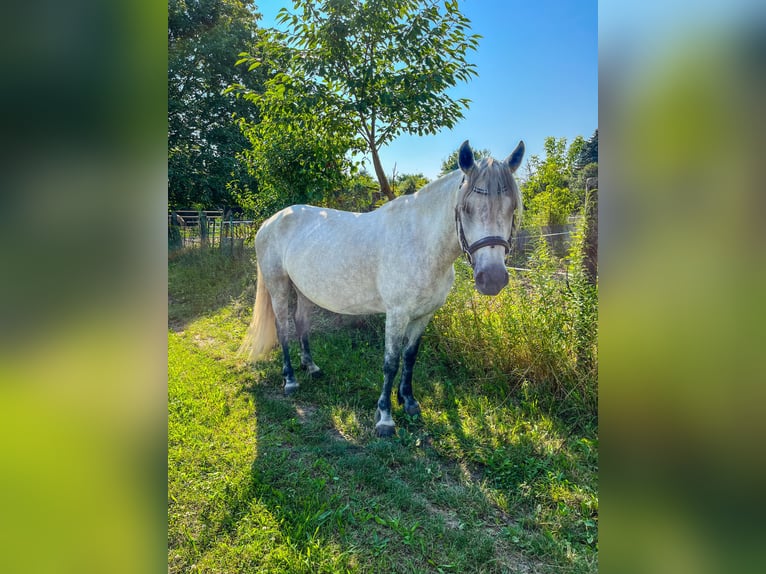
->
[[474, 265, 508, 295]]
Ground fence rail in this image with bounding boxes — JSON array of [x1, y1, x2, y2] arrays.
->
[[169, 211, 578, 262], [168, 211, 259, 252]]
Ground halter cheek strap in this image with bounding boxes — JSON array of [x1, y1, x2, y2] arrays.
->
[[454, 206, 512, 266]]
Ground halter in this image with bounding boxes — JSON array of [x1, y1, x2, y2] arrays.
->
[[454, 177, 514, 266]]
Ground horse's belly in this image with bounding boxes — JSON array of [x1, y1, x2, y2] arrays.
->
[[285, 247, 385, 315], [309, 291, 385, 315]]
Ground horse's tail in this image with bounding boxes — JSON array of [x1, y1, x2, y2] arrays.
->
[[239, 262, 278, 362]]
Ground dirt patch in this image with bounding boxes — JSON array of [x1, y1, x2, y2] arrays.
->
[[294, 404, 318, 423], [421, 497, 462, 530], [192, 333, 217, 348], [168, 296, 186, 333]]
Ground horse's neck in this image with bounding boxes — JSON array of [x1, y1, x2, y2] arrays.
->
[[404, 171, 464, 265]]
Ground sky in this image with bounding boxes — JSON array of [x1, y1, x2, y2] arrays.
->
[[256, 0, 598, 181]]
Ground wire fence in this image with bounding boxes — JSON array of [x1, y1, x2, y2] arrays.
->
[[168, 211, 579, 264], [168, 210, 260, 253]]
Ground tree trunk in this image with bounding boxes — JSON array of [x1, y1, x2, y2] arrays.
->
[[370, 145, 395, 201]]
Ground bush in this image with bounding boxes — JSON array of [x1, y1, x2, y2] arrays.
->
[[525, 186, 577, 228], [429, 231, 597, 423]]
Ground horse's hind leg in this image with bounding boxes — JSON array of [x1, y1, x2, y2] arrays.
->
[[269, 276, 299, 395], [295, 291, 321, 377]]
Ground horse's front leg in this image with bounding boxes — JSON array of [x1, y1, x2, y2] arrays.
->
[[397, 336, 423, 417], [375, 314, 407, 437], [396, 315, 432, 417]]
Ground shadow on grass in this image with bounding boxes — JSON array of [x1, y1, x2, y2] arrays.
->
[[212, 329, 592, 571]]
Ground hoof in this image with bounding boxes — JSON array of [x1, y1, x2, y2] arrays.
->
[[404, 402, 422, 417], [375, 424, 396, 438], [284, 381, 300, 396], [301, 363, 322, 378], [374, 408, 396, 438]]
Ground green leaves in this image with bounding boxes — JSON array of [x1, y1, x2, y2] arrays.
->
[[168, 0, 265, 209], [257, 0, 480, 194], [521, 136, 590, 227]]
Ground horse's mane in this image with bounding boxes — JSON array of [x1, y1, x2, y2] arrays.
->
[[373, 157, 522, 224], [373, 170, 463, 214]]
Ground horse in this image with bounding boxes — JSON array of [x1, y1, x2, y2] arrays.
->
[[241, 140, 524, 437]]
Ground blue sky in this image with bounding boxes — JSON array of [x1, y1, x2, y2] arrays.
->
[[256, 0, 597, 181]]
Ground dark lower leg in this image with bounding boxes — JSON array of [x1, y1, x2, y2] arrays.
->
[[299, 334, 321, 376], [269, 280, 298, 395], [278, 330, 299, 395], [375, 352, 400, 437], [295, 293, 320, 375], [397, 337, 422, 416]]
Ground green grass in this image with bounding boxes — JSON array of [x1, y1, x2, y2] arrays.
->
[[168, 248, 597, 573], [430, 253, 598, 426]]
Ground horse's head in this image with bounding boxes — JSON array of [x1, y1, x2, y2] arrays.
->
[[456, 140, 524, 295]]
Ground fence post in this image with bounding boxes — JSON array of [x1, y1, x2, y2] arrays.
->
[[199, 210, 208, 248], [168, 211, 183, 251], [582, 185, 598, 285]]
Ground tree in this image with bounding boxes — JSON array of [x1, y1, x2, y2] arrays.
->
[[439, 146, 490, 176], [394, 173, 430, 195], [567, 135, 586, 173], [234, 76, 356, 216], [228, 32, 358, 217], [570, 129, 598, 205], [240, 0, 480, 201], [522, 136, 577, 227], [334, 170, 379, 212], [523, 138, 569, 196], [168, 0, 265, 209], [575, 129, 598, 169], [572, 161, 598, 205]]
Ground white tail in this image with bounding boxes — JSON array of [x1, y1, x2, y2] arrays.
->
[[239, 262, 278, 362]]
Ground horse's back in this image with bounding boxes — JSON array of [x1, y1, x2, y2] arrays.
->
[[257, 204, 379, 258], [256, 205, 386, 314]]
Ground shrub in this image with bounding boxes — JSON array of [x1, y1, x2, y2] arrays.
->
[[429, 228, 597, 423]]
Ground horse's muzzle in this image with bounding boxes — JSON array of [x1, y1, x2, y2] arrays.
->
[[474, 264, 509, 296]]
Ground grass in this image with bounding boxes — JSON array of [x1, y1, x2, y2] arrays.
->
[[431, 250, 598, 426], [168, 246, 598, 573]]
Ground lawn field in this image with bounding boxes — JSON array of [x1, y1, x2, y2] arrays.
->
[[168, 248, 597, 573]]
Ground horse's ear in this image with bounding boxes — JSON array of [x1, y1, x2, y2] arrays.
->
[[505, 140, 525, 173], [458, 140, 474, 173]]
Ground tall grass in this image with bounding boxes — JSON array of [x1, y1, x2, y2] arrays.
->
[[168, 247, 256, 329], [429, 228, 597, 425]]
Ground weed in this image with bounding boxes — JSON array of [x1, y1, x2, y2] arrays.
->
[[429, 231, 597, 425]]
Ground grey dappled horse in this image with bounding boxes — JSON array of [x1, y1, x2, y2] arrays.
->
[[242, 140, 524, 437]]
